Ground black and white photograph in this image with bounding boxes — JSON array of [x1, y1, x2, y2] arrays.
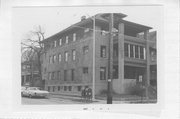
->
[[14, 6, 160, 105], [0, 0, 179, 119]]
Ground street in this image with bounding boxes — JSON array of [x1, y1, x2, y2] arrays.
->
[[21, 95, 106, 105], [21, 94, 156, 105]]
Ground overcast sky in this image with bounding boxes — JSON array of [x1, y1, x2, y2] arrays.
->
[[12, 6, 163, 40]]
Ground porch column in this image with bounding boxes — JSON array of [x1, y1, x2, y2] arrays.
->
[[144, 30, 150, 99], [118, 23, 125, 93], [111, 23, 125, 94]]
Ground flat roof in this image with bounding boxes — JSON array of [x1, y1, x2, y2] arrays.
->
[[42, 13, 152, 43]]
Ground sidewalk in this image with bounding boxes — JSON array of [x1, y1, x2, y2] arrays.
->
[[50, 93, 157, 104]]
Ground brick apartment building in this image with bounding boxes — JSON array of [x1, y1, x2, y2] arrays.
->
[[41, 13, 157, 96]]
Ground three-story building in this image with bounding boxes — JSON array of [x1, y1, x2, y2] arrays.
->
[[41, 13, 157, 96]]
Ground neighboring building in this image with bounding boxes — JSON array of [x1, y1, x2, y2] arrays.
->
[[41, 13, 157, 96], [21, 50, 45, 88], [21, 61, 39, 86]]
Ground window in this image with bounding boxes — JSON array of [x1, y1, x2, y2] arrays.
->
[[113, 44, 118, 57], [49, 56, 53, 64], [64, 70, 67, 81], [59, 39, 62, 46], [53, 86, 55, 92], [77, 86, 81, 91], [143, 47, 146, 59], [68, 86, 72, 91], [100, 67, 106, 80], [64, 86, 67, 91], [54, 40, 57, 47], [73, 33, 76, 41], [58, 86, 60, 91], [48, 72, 51, 80], [53, 55, 56, 63], [113, 65, 118, 79], [65, 51, 68, 62], [52, 72, 55, 80], [48, 86, 50, 92], [71, 69, 75, 81], [124, 43, 128, 57], [83, 46, 89, 54], [100, 46, 106, 58], [65, 36, 69, 44], [130, 44, 134, 58], [140, 46, 144, 59], [58, 71, 61, 80], [135, 45, 139, 58], [83, 67, 88, 74], [72, 50, 76, 60], [58, 54, 61, 62], [151, 50, 156, 61]]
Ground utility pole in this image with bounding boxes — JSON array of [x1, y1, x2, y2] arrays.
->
[[107, 13, 114, 104], [92, 15, 96, 100]]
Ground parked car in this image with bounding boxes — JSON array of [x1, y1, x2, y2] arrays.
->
[[22, 87, 49, 98], [21, 86, 28, 97]]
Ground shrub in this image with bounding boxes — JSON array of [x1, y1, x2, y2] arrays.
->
[[130, 84, 145, 96]]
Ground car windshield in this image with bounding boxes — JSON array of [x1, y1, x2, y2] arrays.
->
[[22, 87, 28, 90], [29, 87, 40, 90]]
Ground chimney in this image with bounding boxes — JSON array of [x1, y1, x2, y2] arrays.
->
[[81, 16, 86, 21]]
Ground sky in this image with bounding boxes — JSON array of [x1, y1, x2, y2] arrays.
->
[[12, 6, 163, 41]]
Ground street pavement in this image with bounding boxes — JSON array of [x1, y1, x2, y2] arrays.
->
[[22, 94, 157, 105], [21, 96, 106, 105]]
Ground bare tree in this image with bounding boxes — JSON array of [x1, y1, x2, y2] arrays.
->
[[21, 25, 45, 87]]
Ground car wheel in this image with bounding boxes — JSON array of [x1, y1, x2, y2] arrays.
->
[[29, 94, 32, 98]]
